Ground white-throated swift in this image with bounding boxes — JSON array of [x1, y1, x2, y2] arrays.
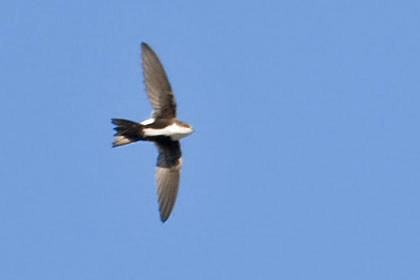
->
[[112, 42, 193, 222]]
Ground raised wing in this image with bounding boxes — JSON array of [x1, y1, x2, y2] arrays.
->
[[155, 140, 182, 222], [141, 42, 177, 120]]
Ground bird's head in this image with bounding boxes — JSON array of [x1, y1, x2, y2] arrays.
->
[[177, 121, 194, 135]]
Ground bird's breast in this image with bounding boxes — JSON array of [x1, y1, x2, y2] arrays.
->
[[143, 123, 193, 141]]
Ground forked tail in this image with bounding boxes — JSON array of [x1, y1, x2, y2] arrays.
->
[[112, 119, 144, 147]]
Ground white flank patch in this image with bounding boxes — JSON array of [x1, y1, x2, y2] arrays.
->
[[143, 123, 193, 141], [140, 118, 155, 125]]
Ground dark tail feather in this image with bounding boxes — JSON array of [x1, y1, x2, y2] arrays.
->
[[111, 118, 143, 147]]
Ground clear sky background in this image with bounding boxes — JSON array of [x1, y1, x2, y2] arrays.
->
[[1, 1, 420, 279]]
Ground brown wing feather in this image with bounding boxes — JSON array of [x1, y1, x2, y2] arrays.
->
[[141, 42, 177, 120], [155, 141, 182, 222]]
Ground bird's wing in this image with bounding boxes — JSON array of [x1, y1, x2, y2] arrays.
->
[[141, 42, 177, 120], [155, 140, 182, 222]]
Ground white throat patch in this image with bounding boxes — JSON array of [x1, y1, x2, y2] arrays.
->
[[143, 123, 193, 141]]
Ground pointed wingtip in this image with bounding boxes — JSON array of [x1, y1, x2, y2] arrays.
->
[[159, 206, 170, 223], [141, 42, 150, 50], [158, 200, 174, 223]]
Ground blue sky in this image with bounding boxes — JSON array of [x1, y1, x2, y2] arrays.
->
[[1, 0, 420, 279]]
